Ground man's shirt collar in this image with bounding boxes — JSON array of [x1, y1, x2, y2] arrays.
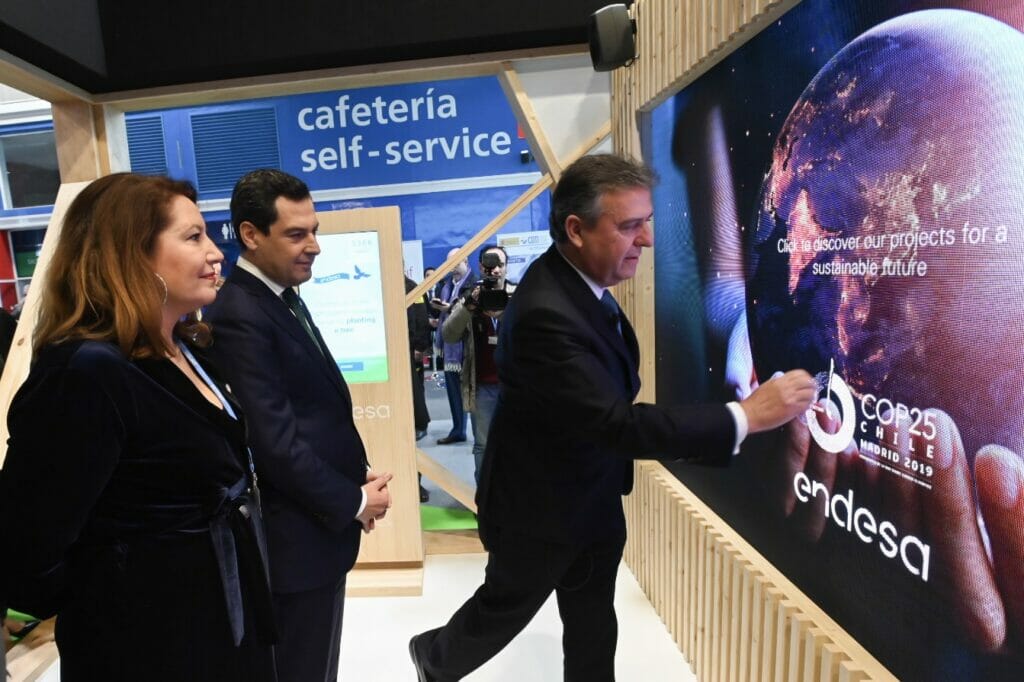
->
[[235, 255, 290, 298], [556, 246, 606, 300]]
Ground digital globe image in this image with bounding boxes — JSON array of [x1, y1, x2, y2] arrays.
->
[[747, 9, 1024, 460]]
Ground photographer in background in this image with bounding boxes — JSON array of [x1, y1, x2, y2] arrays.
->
[[442, 246, 516, 484]]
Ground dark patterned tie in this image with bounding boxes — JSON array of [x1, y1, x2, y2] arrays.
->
[[281, 287, 329, 358], [600, 290, 622, 336]]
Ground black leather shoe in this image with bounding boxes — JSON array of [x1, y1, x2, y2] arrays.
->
[[436, 436, 466, 445], [409, 633, 435, 682], [415, 429, 428, 441]]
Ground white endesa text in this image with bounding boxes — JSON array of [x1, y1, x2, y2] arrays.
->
[[793, 472, 931, 581]]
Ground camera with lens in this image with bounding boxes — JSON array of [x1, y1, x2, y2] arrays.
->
[[464, 251, 509, 312]]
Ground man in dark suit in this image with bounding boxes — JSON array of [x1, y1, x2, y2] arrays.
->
[[410, 154, 815, 681], [205, 169, 392, 682]]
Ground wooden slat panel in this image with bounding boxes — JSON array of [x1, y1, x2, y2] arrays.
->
[[787, 614, 809, 682], [670, 492, 684, 646], [803, 627, 828, 681], [642, 471, 654, 591], [761, 587, 782, 681], [667, 0, 679, 84], [653, 472, 664, 614], [709, 537, 724, 682], [681, 506, 695, 659], [727, 552, 743, 682], [821, 643, 846, 682], [839, 661, 871, 682], [643, 0, 651, 103], [736, 564, 753, 682], [774, 600, 796, 681], [748, 574, 765, 682], [695, 517, 708, 677]]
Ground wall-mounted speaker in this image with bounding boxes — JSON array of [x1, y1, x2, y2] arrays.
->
[[588, 4, 636, 72]]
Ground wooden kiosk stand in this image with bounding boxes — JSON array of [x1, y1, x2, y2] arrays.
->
[[304, 206, 425, 595]]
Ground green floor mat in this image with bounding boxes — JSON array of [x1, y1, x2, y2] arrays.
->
[[5, 608, 37, 622], [420, 504, 478, 531]]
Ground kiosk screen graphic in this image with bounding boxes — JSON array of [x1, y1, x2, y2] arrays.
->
[[302, 231, 389, 384]]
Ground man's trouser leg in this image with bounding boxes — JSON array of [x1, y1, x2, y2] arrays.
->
[[417, 526, 582, 680]]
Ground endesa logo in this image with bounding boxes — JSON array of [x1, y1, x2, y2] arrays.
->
[[806, 359, 857, 453]]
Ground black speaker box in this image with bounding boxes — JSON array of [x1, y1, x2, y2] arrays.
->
[[588, 4, 636, 72]]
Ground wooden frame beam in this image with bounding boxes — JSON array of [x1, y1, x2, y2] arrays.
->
[[496, 61, 562, 180], [405, 119, 610, 308], [0, 49, 93, 104], [416, 448, 478, 513]]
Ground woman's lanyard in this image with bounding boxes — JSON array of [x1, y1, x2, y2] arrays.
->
[[179, 341, 235, 418], [178, 341, 259, 490]]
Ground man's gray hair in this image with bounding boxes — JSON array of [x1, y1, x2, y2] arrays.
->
[[549, 154, 656, 243]]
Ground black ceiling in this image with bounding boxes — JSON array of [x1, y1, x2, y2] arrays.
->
[[1, 1, 608, 95]]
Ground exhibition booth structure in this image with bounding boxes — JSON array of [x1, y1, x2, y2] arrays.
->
[[6, 0, 1024, 679]]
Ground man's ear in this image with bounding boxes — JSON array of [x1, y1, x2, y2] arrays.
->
[[239, 221, 261, 251], [564, 215, 586, 249]]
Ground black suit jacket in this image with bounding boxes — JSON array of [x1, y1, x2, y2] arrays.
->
[[477, 246, 735, 547], [205, 266, 368, 593]]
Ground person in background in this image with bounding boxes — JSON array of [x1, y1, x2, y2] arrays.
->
[[407, 274, 432, 441], [10, 285, 28, 321], [0, 306, 18, 375], [0, 173, 276, 681], [407, 273, 432, 503], [432, 249, 474, 445], [423, 266, 441, 371]]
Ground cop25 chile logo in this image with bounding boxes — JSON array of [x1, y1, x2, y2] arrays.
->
[[807, 360, 857, 453]]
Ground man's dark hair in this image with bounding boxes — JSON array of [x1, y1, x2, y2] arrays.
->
[[479, 245, 508, 264], [549, 154, 656, 243], [230, 168, 311, 248]]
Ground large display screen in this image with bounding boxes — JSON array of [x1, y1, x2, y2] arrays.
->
[[302, 231, 388, 383], [651, 1, 1024, 678]]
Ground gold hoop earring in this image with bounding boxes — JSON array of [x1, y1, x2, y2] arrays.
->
[[154, 273, 168, 305]]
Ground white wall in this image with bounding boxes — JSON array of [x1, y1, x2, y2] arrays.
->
[[0, 85, 52, 125], [512, 53, 613, 161]]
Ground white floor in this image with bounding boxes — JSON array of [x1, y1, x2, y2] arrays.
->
[[341, 552, 697, 681]]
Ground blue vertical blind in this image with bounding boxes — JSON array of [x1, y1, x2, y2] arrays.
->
[[191, 108, 280, 193], [125, 116, 168, 176]]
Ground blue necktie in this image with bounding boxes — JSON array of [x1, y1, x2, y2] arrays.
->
[[600, 290, 622, 336]]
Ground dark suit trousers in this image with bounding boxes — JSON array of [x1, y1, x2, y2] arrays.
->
[[443, 370, 466, 439], [412, 356, 430, 431], [274, 575, 346, 682], [418, 524, 627, 681]]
